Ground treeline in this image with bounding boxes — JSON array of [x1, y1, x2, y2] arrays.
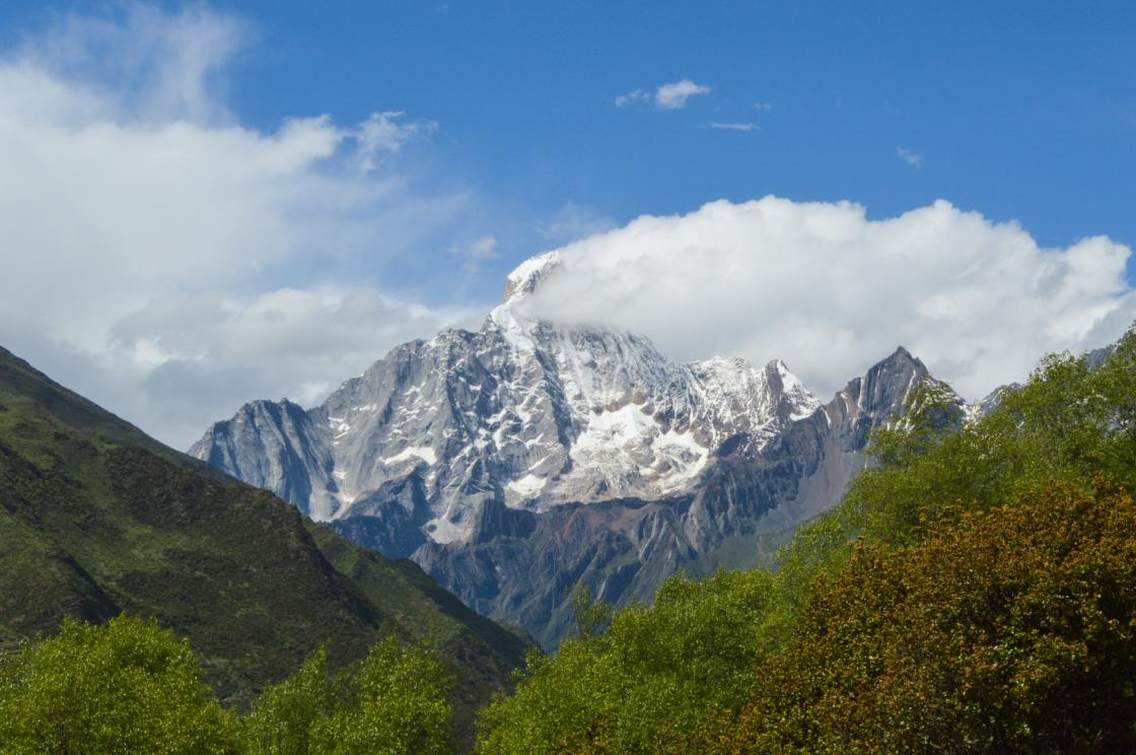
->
[[5, 333, 1136, 753]]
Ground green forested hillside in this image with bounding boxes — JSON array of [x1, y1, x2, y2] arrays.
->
[[0, 346, 528, 742], [475, 333, 1136, 753]]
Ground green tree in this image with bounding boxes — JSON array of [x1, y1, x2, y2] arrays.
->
[[476, 570, 776, 754], [0, 615, 238, 754], [707, 478, 1136, 753], [244, 636, 453, 755], [242, 647, 337, 755], [571, 585, 613, 639]]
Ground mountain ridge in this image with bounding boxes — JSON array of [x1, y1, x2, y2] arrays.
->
[[191, 255, 974, 646]]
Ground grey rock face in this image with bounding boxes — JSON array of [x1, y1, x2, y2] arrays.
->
[[413, 346, 946, 647], [192, 253, 821, 542], [191, 253, 964, 647], [1085, 345, 1114, 371], [188, 399, 336, 518]]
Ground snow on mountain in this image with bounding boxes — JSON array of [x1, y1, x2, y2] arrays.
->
[[192, 252, 821, 546]]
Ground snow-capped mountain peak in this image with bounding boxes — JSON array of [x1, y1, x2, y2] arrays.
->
[[191, 251, 971, 647], [192, 255, 853, 551], [502, 250, 562, 302]]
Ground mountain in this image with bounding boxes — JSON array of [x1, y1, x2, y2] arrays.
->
[[411, 345, 956, 645], [0, 345, 528, 740], [192, 252, 819, 541], [192, 252, 969, 646]]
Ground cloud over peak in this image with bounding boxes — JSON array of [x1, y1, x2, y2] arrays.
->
[[521, 197, 1135, 401]]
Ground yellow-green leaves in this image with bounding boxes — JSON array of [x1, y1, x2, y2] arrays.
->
[[0, 615, 238, 754], [0, 620, 453, 755], [243, 637, 453, 755], [476, 570, 776, 754]]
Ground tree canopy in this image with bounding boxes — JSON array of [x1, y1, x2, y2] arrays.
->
[[244, 636, 453, 755], [0, 617, 452, 755], [0, 615, 238, 754]]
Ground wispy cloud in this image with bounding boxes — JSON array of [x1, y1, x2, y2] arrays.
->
[[752, 101, 773, 111], [897, 146, 924, 169], [614, 89, 651, 107], [355, 111, 437, 172], [707, 121, 756, 132], [537, 203, 616, 244], [615, 79, 712, 110], [451, 235, 499, 273]]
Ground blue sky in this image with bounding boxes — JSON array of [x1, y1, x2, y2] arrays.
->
[[6, 1, 1132, 300], [0, 1, 1133, 445], [184, 1, 1133, 288]]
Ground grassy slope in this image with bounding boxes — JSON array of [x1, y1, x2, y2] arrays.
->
[[0, 346, 528, 734]]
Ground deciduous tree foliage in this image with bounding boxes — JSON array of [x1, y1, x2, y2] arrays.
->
[[309, 636, 453, 755], [0, 618, 453, 755], [703, 478, 1136, 753], [476, 331, 1136, 753], [241, 635, 449, 753], [475, 570, 777, 754], [0, 615, 239, 753], [242, 647, 338, 755], [238, 635, 453, 755]]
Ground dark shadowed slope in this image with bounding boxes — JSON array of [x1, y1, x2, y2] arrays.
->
[[0, 345, 528, 734]]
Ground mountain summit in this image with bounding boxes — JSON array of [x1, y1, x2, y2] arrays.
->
[[192, 254, 820, 547], [192, 254, 964, 646]]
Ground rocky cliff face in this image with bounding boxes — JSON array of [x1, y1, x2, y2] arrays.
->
[[414, 346, 945, 646], [191, 253, 965, 647]]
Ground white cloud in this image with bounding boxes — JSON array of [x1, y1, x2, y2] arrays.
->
[[616, 79, 711, 110], [355, 111, 438, 172], [897, 146, 924, 169], [10, 4, 245, 124], [614, 89, 651, 107], [520, 197, 1136, 402], [654, 79, 711, 110], [708, 121, 757, 132], [100, 288, 472, 444], [0, 6, 473, 448], [451, 235, 500, 273], [752, 101, 773, 111]]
